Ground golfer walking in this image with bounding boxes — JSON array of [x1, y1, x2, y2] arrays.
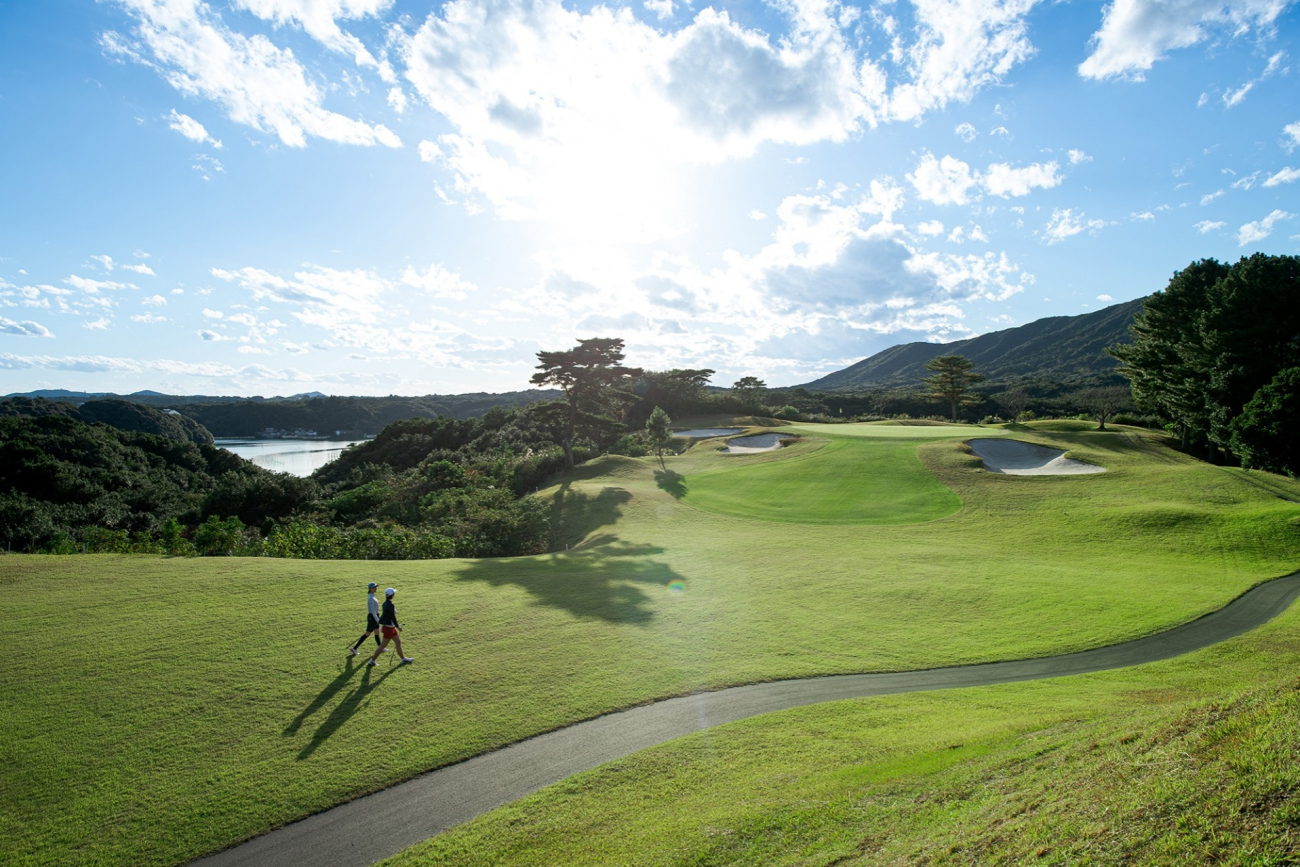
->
[[368, 587, 413, 666], [348, 582, 385, 656]]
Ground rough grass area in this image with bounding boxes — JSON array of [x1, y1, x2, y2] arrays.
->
[[386, 603, 1300, 866], [2, 425, 1298, 865], [681, 437, 963, 524]]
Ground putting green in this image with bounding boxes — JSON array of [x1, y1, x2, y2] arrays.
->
[[681, 437, 962, 524], [787, 421, 1009, 438]]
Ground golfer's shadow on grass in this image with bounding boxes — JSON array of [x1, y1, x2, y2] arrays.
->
[[454, 537, 683, 625], [287, 658, 400, 760]]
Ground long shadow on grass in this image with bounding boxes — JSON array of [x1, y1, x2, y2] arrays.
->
[[549, 483, 632, 548], [283, 657, 364, 736], [654, 469, 687, 499], [297, 663, 401, 760], [453, 538, 683, 625]]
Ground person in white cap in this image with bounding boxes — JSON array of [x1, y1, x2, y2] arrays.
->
[[368, 587, 413, 666], [348, 582, 386, 656]]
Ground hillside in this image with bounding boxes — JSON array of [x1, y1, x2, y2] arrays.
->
[[801, 297, 1144, 391], [0, 396, 214, 445], [2, 390, 562, 437]]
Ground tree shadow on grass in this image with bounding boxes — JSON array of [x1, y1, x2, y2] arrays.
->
[[655, 469, 687, 499], [549, 482, 632, 548], [296, 663, 401, 760], [453, 537, 684, 626]]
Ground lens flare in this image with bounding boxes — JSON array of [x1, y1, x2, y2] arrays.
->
[[667, 579, 685, 595]]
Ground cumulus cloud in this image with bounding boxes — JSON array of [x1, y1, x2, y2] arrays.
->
[[916, 219, 946, 235], [954, 122, 978, 142], [1043, 208, 1105, 243], [167, 108, 222, 147], [0, 317, 54, 337], [1132, 210, 1155, 220], [84, 317, 112, 330], [65, 275, 136, 293], [131, 313, 169, 323], [1195, 219, 1226, 233], [1068, 149, 1092, 164], [1264, 166, 1300, 186], [400, 0, 1043, 242], [1237, 209, 1293, 245], [1079, 0, 1290, 80], [1286, 121, 1300, 149], [909, 152, 1060, 203], [104, 0, 401, 148], [400, 263, 476, 300]]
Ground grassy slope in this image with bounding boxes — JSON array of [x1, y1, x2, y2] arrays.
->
[[2, 423, 1298, 865], [386, 601, 1300, 867], [682, 437, 962, 524]]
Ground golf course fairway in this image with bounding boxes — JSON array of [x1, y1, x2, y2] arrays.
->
[[2, 422, 1298, 866]]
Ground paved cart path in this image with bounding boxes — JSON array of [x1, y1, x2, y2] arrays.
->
[[193, 570, 1300, 867]]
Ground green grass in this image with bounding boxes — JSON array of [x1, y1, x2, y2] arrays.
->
[[384, 602, 1300, 866], [2, 424, 1299, 865], [787, 421, 1009, 438], [681, 437, 962, 524]]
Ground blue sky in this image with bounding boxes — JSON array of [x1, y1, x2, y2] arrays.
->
[[1, 0, 1297, 396]]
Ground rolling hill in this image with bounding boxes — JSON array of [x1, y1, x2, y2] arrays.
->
[[800, 297, 1145, 391]]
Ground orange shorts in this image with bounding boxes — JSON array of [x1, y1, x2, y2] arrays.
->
[[381, 626, 398, 639]]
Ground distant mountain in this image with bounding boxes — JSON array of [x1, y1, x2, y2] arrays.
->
[[800, 297, 1145, 392]]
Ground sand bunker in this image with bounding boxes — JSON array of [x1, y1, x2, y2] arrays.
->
[[721, 433, 794, 454], [968, 438, 1105, 476], [672, 428, 743, 439]]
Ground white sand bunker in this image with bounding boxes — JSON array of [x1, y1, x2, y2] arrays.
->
[[672, 428, 743, 439], [968, 438, 1105, 476], [722, 433, 794, 454]]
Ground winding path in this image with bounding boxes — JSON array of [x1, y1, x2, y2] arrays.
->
[[194, 570, 1300, 867]]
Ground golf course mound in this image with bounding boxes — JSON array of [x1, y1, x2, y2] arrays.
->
[[672, 428, 743, 439], [721, 433, 793, 454], [969, 438, 1105, 475]]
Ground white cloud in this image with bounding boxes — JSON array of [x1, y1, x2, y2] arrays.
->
[[1286, 121, 1300, 149], [131, 313, 169, 323], [1237, 209, 1293, 245], [954, 122, 978, 142], [202, 307, 224, 318], [400, 0, 1042, 244], [121, 263, 156, 275], [1079, 0, 1290, 80], [1200, 189, 1224, 205], [1195, 219, 1226, 233], [142, 294, 168, 306], [1068, 149, 1092, 164], [1132, 210, 1155, 220], [908, 153, 977, 205], [909, 153, 1060, 203], [644, 0, 674, 20], [386, 86, 407, 114], [230, 0, 396, 79], [166, 108, 222, 147], [65, 275, 136, 293], [84, 317, 112, 330], [916, 219, 945, 235], [749, 209, 768, 221], [1043, 208, 1105, 244], [1097, 293, 1114, 301], [198, 328, 225, 340], [0, 317, 54, 337], [399, 263, 476, 300], [1264, 166, 1300, 186], [105, 0, 401, 148], [1232, 171, 1261, 190], [983, 160, 1061, 197]]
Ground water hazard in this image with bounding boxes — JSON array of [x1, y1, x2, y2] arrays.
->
[[215, 439, 367, 477]]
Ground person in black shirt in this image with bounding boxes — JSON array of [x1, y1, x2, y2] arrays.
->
[[367, 587, 413, 666]]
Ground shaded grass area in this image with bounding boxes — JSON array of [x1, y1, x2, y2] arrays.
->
[[681, 437, 962, 525], [2, 425, 1299, 865], [386, 603, 1300, 866]]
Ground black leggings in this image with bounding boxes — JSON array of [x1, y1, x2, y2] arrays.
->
[[351, 614, 382, 650]]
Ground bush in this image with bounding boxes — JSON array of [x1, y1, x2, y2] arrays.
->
[[607, 434, 649, 457], [262, 520, 455, 560], [773, 405, 802, 421], [195, 516, 245, 556]]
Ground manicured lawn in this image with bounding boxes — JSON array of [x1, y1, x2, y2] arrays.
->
[[681, 437, 962, 524], [787, 421, 1010, 438], [386, 599, 1300, 867], [2, 424, 1298, 865]]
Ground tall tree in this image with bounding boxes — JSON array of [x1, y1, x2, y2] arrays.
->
[[1075, 386, 1131, 431], [531, 338, 643, 470], [731, 376, 767, 411], [994, 389, 1031, 423], [644, 406, 673, 469], [923, 355, 984, 422], [1229, 367, 1300, 477]]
